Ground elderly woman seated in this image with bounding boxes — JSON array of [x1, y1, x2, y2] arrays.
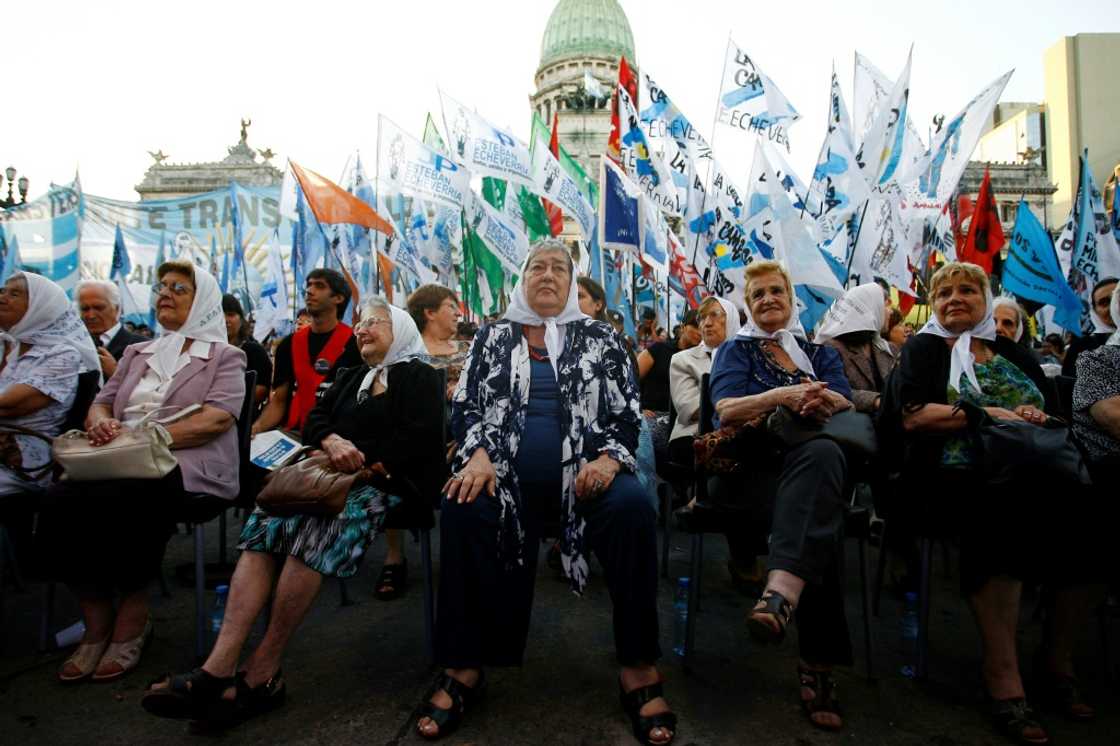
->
[[38, 261, 245, 683], [141, 297, 443, 727], [419, 240, 675, 745], [0, 272, 99, 497], [814, 283, 897, 413], [879, 261, 1100, 745], [1073, 282, 1120, 482], [708, 260, 855, 731], [1063, 277, 1117, 376]]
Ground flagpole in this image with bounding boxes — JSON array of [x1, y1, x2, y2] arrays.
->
[[374, 117, 383, 296], [690, 33, 732, 271], [844, 199, 872, 288]]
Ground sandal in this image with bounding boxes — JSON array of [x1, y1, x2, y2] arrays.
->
[[57, 638, 110, 683], [618, 676, 677, 745], [1032, 648, 1095, 720], [415, 671, 485, 740], [374, 559, 408, 601], [91, 616, 153, 682], [746, 589, 794, 645], [141, 668, 238, 723], [989, 697, 1050, 745], [798, 666, 843, 732], [188, 670, 287, 734]]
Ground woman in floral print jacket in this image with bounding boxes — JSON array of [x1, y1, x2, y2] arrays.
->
[[416, 240, 677, 746]]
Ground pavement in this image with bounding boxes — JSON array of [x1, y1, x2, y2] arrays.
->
[[2, 512, 1118, 745]]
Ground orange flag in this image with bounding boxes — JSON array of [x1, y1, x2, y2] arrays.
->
[[289, 161, 394, 235], [376, 252, 396, 305]]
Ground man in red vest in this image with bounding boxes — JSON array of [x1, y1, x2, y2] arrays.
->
[[252, 268, 362, 437]]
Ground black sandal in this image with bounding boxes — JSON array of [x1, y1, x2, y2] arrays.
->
[[618, 677, 677, 745], [798, 666, 843, 732], [374, 559, 408, 600], [746, 590, 794, 645], [415, 671, 485, 740], [990, 698, 1050, 745], [188, 670, 287, 734], [141, 668, 237, 722]]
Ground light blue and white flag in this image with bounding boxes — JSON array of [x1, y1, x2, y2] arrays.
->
[[617, 83, 682, 217], [716, 40, 799, 153], [809, 71, 870, 241], [110, 225, 146, 325], [1002, 200, 1082, 333], [0, 234, 22, 284], [852, 51, 926, 178], [253, 233, 292, 342], [378, 115, 470, 210], [440, 89, 534, 188], [856, 48, 914, 187], [583, 70, 606, 101], [1055, 150, 1120, 333], [530, 134, 596, 241], [0, 181, 81, 293]]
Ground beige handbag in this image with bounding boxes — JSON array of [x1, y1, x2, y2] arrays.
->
[[52, 404, 202, 482]]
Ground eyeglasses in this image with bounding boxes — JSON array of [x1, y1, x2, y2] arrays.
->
[[356, 317, 392, 331], [151, 281, 193, 297]]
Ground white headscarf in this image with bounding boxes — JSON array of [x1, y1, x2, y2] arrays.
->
[[0, 271, 100, 375], [702, 297, 742, 354], [1108, 283, 1120, 347], [357, 302, 429, 397], [917, 288, 997, 394], [1094, 280, 1119, 335], [146, 264, 227, 382], [814, 283, 892, 354], [503, 249, 586, 378], [735, 286, 815, 377], [991, 296, 1024, 342]]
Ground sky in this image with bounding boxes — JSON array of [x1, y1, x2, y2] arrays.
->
[[6, 0, 1118, 203]]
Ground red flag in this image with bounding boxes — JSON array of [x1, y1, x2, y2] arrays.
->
[[952, 194, 974, 257], [960, 167, 1004, 274], [542, 112, 564, 237], [668, 232, 710, 309], [898, 292, 917, 317], [290, 161, 394, 235], [607, 56, 638, 163]]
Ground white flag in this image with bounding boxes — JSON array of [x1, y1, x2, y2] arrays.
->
[[439, 90, 534, 188], [531, 140, 596, 241], [716, 40, 800, 152], [378, 115, 470, 209], [857, 49, 915, 187], [850, 184, 915, 293], [464, 190, 530, 276], [617, 84, 682, 216], [253, 236, 291, 342], [808, 72, 871, 242]]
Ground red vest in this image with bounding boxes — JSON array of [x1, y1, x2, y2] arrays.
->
[[286, 323, 353, 431]]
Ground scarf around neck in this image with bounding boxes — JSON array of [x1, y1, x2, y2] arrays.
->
[[146, 265, 227, 382], [502, 263, 587, 378], [702, 297, 742, 355], [357, 303, 429, 398], [917, 290, 997, 393], [735, 299, 815, 377]]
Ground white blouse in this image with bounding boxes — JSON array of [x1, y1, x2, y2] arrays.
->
[[122, 340, 211, 425]]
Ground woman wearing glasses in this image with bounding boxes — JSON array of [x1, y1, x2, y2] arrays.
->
[[142, 296, 445, 729], [40, 260, 246, 683]]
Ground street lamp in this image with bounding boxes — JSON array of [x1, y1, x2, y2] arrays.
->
[[0, 166, 29, 208]]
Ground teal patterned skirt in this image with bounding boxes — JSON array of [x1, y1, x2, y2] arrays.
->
[[239, 484, 398, 578]]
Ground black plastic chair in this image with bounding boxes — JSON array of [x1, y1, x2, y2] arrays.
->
[[676, 374, 875, 680]]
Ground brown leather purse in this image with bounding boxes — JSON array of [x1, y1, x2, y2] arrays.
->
[[256, 453, 369, 518]]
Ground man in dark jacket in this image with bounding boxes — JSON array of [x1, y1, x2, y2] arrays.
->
[[76, 279, 147, 378]]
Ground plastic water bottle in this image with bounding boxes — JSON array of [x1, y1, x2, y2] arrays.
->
[[899, 591, 919, 640], [210, 584, 229, 635], [671, 578, 690, 658]]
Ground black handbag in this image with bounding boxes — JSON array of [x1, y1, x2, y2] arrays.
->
[[953, 400, 1092, 486], [766, 405, 878, 461]]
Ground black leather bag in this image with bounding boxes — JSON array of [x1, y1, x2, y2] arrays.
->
[[766, 405, 878, 461], [953, 401, 1092, 486]]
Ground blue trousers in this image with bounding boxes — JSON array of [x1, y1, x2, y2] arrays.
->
[[435, 472, 662, 668]]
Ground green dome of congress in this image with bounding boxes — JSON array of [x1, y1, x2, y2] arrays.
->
[[539, 0, 635, 67]]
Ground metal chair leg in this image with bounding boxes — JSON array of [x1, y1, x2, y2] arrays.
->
[[916, 537, 933, 681], [660, 485, 672, 579], [858, 537, 874, 681], [872, 520, 889, 617], [421, 529, 435, 667], [194, 524, 207, 662], [38, 582, 56, 652], [695, 533, 704, 612], [218, 511, 228, 566], [684, 533, 702, 671]]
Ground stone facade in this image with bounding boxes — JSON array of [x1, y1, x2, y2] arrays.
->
[[958, 161, 1058, 234], [135, 122, 282, 201]]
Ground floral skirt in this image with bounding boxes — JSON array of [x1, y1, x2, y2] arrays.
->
[[238, 484, 398, 578]]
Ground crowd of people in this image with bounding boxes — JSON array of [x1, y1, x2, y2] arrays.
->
[[0, 244, 1117, 745]]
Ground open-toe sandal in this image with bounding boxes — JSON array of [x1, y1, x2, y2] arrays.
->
[[141, 668, 237, 723], [618, 677, 677, 745], [92, 617, 153, 683], [1032, 648, 1094, 721], [415, 671, 485, 740], [373, 560, 408, 600], [990, 697, 1050, 746], [57, 639, 110, 683], [746, 589, 794, 645], [798, 666, 843, 732]]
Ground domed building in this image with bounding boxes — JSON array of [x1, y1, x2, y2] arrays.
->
[[531, 0, 636, 181]]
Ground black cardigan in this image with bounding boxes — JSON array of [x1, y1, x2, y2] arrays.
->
[[302, 359, 447, 527], [879, 333, 1055, 473]]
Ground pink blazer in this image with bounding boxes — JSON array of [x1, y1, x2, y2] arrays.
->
[[94, 341, 247, 499]]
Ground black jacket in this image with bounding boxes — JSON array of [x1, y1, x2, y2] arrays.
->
[[104, 326, 149, 361], [302, 359, 446, 528]]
